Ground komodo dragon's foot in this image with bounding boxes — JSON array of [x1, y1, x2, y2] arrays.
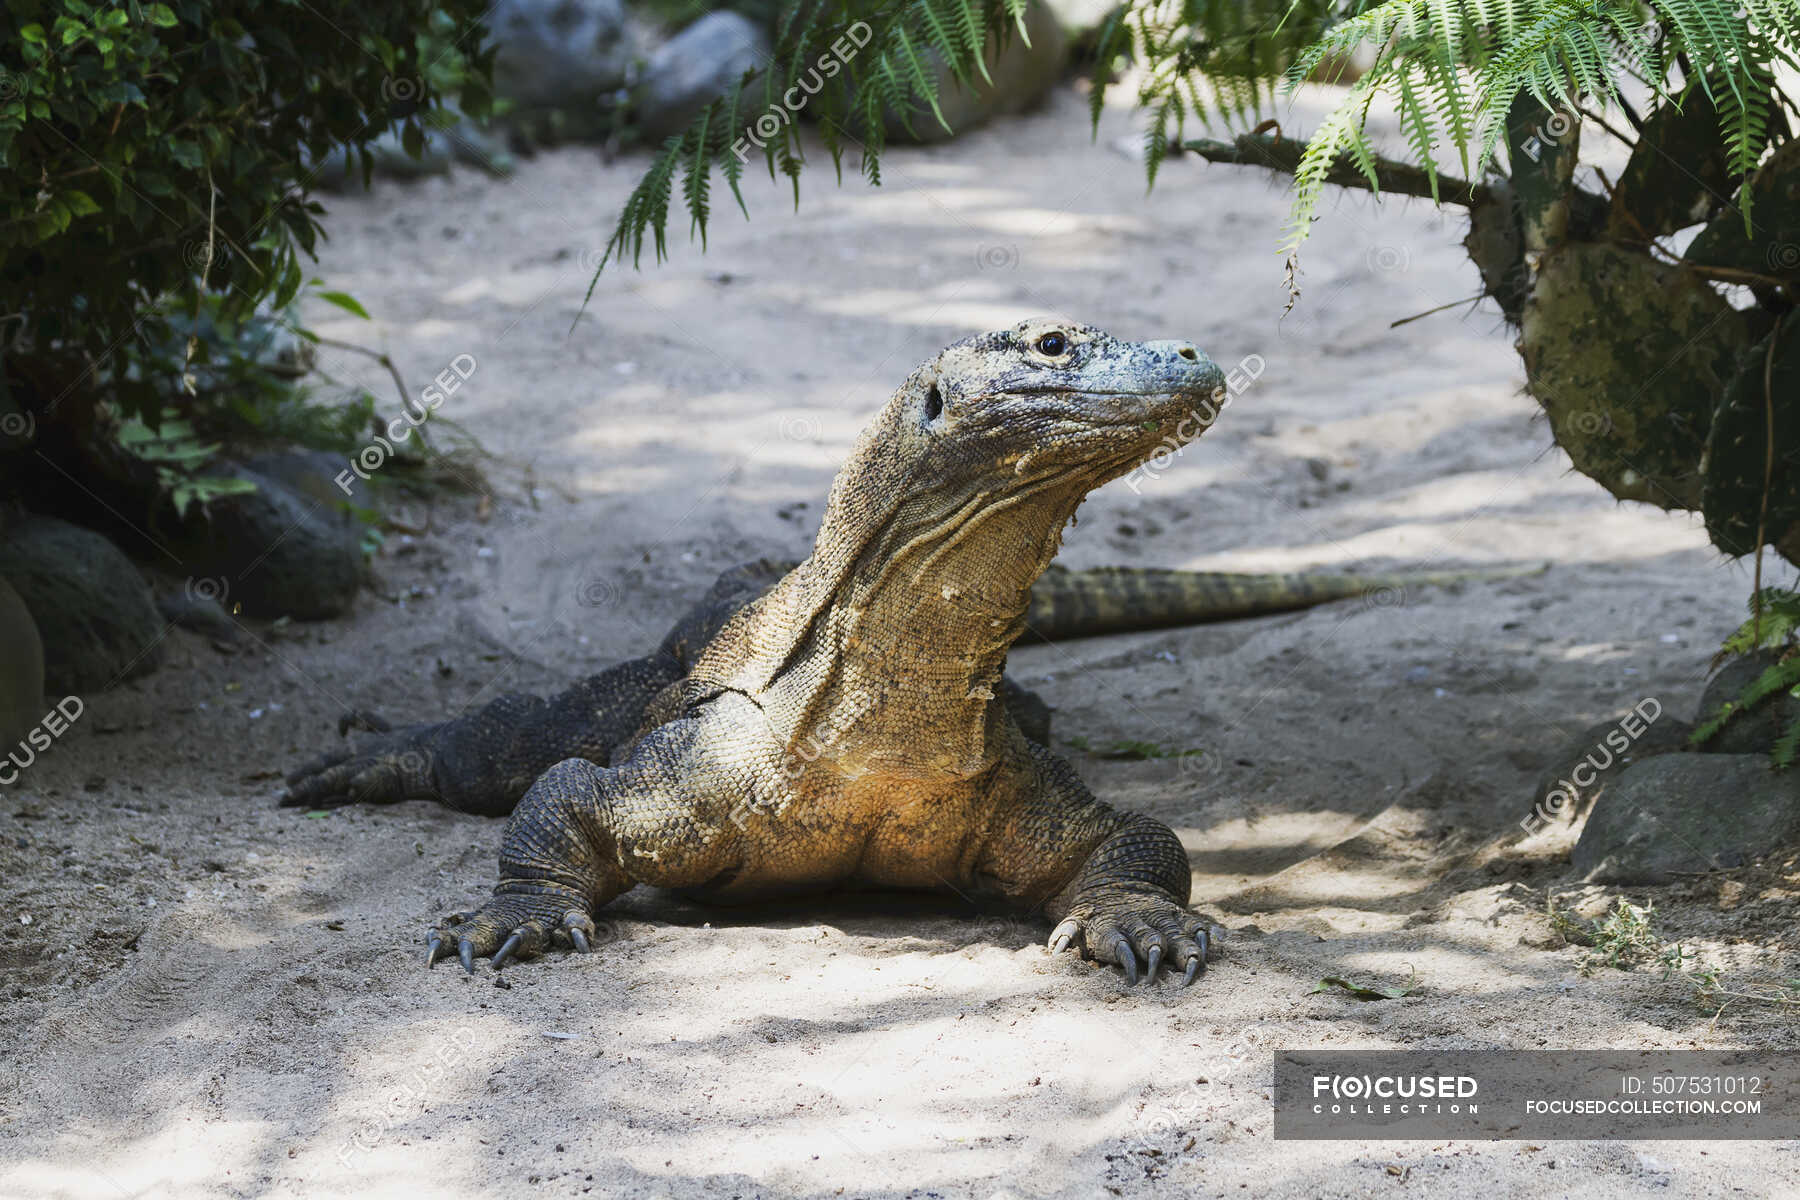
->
[[1048, 886, 1220, 986], [426, 890, 600, 973]]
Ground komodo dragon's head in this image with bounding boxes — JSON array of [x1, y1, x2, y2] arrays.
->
[[694, 319, 1228, 777], [897, 317, 1228, 492], [799, 317, 1230, 607]]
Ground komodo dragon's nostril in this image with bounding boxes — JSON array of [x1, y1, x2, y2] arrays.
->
[[1177, 345, 1198, 362]]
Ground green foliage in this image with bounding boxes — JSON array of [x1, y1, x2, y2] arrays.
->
[[1549, 894, 1799, 1011], [96, 283, 388, 513], [107, 285, 365, 435], [1264, 1, 1798, 256], [591, 0, 1799, 282], [1550, 895, 1664, 972], [115, 411, 256, 517], [1690, 588, 1800, 766], [1, 0, 496, 421], [1311, 969, 1419, 1000], [1713, 588, 1800, 661], [589, 0, 1042, 279]]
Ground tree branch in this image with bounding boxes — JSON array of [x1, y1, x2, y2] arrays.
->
[[1180, 133, 1490, 208]]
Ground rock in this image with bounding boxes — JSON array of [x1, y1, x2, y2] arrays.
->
[[1528, 700, 1692, 827], [638, 12, 770, 141], [491, 0, 636, 142], [1692, 650, 1799, 756], [310, 118, 515, 192], [886, 0, 1067, 144], [0, 577, 45, 746], [1572, 754, 1800, 884], [155, 589, 240, 642], [0, 515, 164, 694], [166, 452, 364, 620]]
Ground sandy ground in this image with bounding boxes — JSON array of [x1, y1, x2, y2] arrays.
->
[[3, 83, 1800, 1199]]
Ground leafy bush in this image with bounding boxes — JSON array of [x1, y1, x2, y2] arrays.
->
[[1, 0, 496, 424]]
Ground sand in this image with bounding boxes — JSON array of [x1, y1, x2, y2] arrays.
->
[[2, 83, 1797, 1199]]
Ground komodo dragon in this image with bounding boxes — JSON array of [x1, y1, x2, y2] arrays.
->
[[284, 319, 1527, 985]]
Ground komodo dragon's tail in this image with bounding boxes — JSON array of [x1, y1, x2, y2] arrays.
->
[[1020, 563, 1548, 642]]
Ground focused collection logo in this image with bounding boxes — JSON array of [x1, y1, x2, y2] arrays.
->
[[1311, 1073, 1480, 1115]]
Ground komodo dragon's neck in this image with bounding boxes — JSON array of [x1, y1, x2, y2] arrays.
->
[[688, 320, 1227, 782], [775, 470, 1095, 780]]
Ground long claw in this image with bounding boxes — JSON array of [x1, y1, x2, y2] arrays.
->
[[427, 932, 447, 968], [459, 938, 475, 975], [1145, 945, 1163, 982], [1048, 918, 1080, 957], [492, 930, 525, 971], [1182, 956, 1202, 987], [569, 928, 591, 954], [1113, 936, 1139, 985]]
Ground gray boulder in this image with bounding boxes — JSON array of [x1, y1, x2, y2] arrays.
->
[[0, 515, 164, 694], [1528, 701, 1691, 827], [886, 0, 1066, 144], [0, 577, 45, 745], [1692, 650, 1797, 756], [167, 451, 364, 621], [310, 118, 515, 192], [1572, 754, 1800, 884], [491, 0, 636, 141], [639, 12, 770, 141]]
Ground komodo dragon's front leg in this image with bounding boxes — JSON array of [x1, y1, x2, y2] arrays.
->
[[426, 694, 780, 970], [978, 742, 1215, 985]]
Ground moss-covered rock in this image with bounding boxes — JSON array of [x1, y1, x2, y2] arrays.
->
[[1519, 243, 1752, 511], [0, 515, 164, 695]]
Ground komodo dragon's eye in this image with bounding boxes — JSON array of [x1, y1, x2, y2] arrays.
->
[[1035, 331, 1069, 357]]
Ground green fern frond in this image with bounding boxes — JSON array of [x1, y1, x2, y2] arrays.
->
[[1772, 712, 1800, 770], [1691, 657, 1800, 746], [591, 0, 1800, 294]]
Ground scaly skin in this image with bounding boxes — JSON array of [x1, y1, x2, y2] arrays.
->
[[295, 320, 1234, 984]]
